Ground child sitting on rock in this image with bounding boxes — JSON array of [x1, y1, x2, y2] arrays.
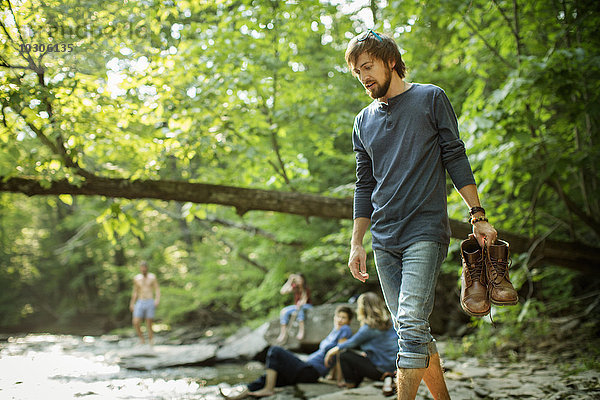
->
[[277, 273, 312, 343]]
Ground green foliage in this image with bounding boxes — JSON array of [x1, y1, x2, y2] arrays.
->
[[444, 263, 599, 374]]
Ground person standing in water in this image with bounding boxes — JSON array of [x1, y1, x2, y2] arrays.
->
[[129, 261, 160, 344]]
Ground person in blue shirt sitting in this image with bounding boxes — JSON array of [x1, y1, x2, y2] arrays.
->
[[324, 292, 398, 393], [220, 305, 354, 399]]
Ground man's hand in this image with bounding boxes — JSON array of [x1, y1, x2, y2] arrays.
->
[[154, 299, 160, 307], [129, 303, 134, 312], [472, 221, 497, 248], [348, 244, 369, 282]]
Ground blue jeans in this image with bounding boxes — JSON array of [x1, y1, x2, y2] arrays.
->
[[374, 241, 447, 369], [280, 304, 313, 325]]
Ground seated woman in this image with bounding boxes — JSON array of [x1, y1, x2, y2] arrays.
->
[[277, 273, 312, 342], [324, 292, 398, 391], [221, 305, 354, 399]]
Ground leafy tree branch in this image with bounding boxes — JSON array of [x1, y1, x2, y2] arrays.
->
[[1, 175, 598, 274]]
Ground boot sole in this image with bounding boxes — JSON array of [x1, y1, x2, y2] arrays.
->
[[461, 304, 490, 317], [490, 297, 519, 306]]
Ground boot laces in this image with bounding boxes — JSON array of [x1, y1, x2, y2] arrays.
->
[[465, 253, 485, 285], [486, 248, 511, 286], [484, 244, 511, 328]]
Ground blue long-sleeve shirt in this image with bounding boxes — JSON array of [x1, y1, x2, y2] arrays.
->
[[337, 324, 398, 373], [353, 83, 476, 250], [306, 324, 353, 376]]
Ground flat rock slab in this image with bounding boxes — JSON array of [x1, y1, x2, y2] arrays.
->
[[112, 343, 218, 370], [216, 323, 269, 361], [312, 384, 386, 399], [297, 383, 342, 398], [220, 385, 298, 400]]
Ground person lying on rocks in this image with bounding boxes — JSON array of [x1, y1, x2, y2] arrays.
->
[[324, 292, 398, 395], [220, 305, 353, 399]]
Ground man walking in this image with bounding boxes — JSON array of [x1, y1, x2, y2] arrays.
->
[[345, 30, 497, 399], [130, 261, 160, 345]]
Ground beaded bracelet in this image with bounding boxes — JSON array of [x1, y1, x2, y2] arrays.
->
[[470, 216, 489, 225], [469, 206, 486, 216]]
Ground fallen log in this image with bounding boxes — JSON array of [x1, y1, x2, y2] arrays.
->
[[1, 176, 597, 275]]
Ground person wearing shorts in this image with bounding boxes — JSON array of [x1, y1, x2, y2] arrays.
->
[[129, 261, 160, 344], [133, 298, 155, 319]]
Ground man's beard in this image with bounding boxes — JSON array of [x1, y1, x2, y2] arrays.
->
[[366, 67, 392, 99]]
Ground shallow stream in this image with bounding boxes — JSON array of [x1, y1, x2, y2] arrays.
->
[[0, 333, 261, 399]]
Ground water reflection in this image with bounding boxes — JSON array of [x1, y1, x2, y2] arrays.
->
[[0, 334, 261, 399]]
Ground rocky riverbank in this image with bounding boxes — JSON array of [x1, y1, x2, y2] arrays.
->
[[2, 302, 599, 399], [217, 339, 600, 400], [2, 332, 598, 399]]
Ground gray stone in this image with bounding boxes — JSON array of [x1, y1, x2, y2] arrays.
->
[[508, 382, 548, 397], [312, 383, 385, 399], [263, 387, 297, 400], [113, 342, 218, 370], [216, 323, 270, 361], [473, 386, 490, 397], [444, 387, 476, 400], [479, 377, 522, 391], [264, 303, 361, 351], [455, 365, 491, 378], [297, 383, 341, 398], [570, 369, 600, 383]]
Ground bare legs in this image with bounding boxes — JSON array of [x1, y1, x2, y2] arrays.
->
[[218, 369, 276, 400], [133, 317, 154, 344], [422, 353, 450, 399], [396, 353, 450, 400], [248, 369, 277, 397], [146, 318, 154, 344], [276, 320, 305, 343], [277, 305, 309, 343], [276, 324, 288, 343], [296, 320, 305, 341], [396, 367, 424, 400], [133, 317, 145, 344]]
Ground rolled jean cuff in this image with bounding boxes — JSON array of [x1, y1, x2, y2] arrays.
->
[[396, 341, 438, 369]]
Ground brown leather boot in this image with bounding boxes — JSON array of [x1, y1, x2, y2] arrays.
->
[[486, 239, 518, 306], [460, 237, 490, 316]]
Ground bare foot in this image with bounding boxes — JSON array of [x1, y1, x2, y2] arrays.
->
[[276, 332, 287, 344], [248, 388, 275, 398], [296, 327, 305, 341]]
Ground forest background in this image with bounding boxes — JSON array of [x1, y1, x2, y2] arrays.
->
[[1, 0, 599, 358]]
